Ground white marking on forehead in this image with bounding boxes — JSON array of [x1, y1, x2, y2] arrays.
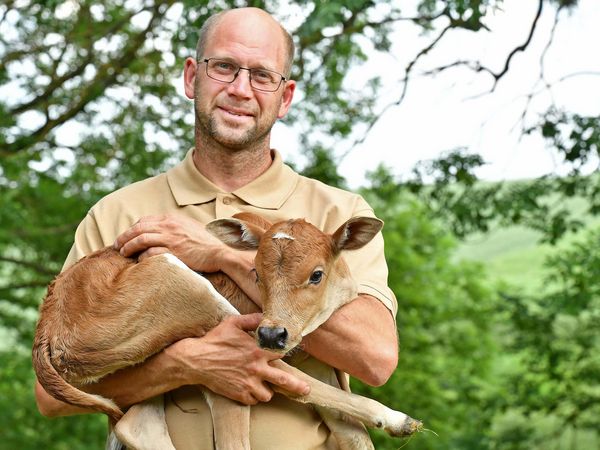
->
[[272, 232, 295, 241]]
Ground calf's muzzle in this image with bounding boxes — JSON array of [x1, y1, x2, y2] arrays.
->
[[257, 326, 288, 350]]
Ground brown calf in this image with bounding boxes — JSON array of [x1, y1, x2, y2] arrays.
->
[[33, 213, 421, 450]]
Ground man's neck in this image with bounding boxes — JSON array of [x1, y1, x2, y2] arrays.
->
[[192, 142, 273, 192]]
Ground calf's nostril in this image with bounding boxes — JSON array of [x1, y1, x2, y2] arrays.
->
[[257, 326, 288, 350]]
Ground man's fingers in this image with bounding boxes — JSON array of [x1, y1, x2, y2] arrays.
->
[[250, 382, 274, 403], [118, 233, 167, 257], [138, 247, 169, 261], [262, 366, 310, 396], [227, 313, 263, 331], [138, 214, 169, 223], [113, 217, 167, 249]]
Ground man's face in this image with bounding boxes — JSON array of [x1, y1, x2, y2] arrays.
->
[[189, 12, 295, 151]]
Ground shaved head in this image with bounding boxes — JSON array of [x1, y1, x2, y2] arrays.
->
[[195, 8, 295, 77]]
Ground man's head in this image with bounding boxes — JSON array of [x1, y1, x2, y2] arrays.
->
[[195, 9, 295, 79], [183, 8, 296, 152]]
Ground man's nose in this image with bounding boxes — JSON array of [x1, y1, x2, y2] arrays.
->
[[227, 68, 253, 97]]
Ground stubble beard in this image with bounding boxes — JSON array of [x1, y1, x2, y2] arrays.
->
[[195, 102, 274, 152]]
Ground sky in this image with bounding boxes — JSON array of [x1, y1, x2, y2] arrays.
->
[[3, 0, 598, 189], [272, 0, 600, 189]]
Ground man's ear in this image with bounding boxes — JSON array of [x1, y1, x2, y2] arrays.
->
[[277, 79, 296, 119], [183, 57, 198, 100]]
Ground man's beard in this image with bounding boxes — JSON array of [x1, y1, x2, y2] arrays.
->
[[196, 104, 274, 151]]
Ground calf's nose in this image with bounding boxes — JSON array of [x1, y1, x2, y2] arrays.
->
[[257, 326, 288, 350]]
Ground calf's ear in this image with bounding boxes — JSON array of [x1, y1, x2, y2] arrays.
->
[[332, 217, 383, 253], [232, 212, 273, 231], [206, 218, 265, 250]]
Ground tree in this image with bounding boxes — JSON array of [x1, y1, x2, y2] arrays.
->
[[1, 0, 593, 330], [352, 167, 498, 449], [1, 0, 597, 448], [486, 227, 600, 449]]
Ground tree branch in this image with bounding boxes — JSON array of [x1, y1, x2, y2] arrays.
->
[[2, 0, 174, 156], [515, 3, 563, 134], [8, 6, 142, 116], [426, 0, 544, 103], [339, 23, 454, 161], [490, 0, 543, 91], [295, 9, 447, 79], [0, 256, 57, 277], [0, 281, 49, 291], [337, 0, 556, 161]]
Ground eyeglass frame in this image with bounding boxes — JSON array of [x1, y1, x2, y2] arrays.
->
[[200, 58, 287, 92]]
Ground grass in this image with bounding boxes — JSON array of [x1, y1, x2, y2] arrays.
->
[[455, 226, 553, 295], [455, 204, 600, 295]]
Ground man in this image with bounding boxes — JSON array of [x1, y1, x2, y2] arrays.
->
[[35, 7, 398, 449]]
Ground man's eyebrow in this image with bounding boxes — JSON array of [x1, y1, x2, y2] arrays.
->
[[212, 55, 277, 71], [211, 55, 237, 63]]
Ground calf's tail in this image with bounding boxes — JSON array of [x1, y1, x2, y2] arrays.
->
[[32, 333, 124, 422]]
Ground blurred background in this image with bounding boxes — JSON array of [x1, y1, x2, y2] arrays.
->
[[1, 0, 599, 448]]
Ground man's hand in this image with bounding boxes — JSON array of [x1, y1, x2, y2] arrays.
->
[[165, 313, 310, 405], [114, 214, 227, 272]]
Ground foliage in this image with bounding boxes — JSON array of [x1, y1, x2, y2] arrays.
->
[[0, 351, 106, 450], [298, 145, 348, 189], [388, 132, 599, 244], [352, 167, 498, 449], [1, 0, 598, 449], [0, 0, 540, 349], [486, 227, 600, 449], [1, 0, 593, 331]]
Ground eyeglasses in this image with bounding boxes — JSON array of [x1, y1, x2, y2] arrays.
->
[[201, 58, 286, 92]]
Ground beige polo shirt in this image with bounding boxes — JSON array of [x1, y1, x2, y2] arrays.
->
[[65, 149, 397, 449]]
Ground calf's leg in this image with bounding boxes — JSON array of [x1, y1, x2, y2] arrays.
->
[[270, 360, 422, 438]]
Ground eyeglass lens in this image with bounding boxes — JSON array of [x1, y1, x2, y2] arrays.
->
[[205, 59, 283, 91]]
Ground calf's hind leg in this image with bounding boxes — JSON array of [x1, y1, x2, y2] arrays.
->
[[204, 390, 251, 450], [113, 254, 251, 450], [114, 396, 175, 450]]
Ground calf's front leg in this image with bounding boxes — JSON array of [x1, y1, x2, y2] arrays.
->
[[270, 360, 422, 438]]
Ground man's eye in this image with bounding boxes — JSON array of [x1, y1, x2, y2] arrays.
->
[[309, 270, 323, 285], [215, 61, 235, 72], [252, 70, 275, 82]]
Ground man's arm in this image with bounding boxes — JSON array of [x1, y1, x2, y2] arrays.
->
[[115, 214, 399, 386], [35, 314, 310, 417], [302, 294, 398, 386]]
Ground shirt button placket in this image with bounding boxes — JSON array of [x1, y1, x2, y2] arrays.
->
[[216, 194, 237, 218]]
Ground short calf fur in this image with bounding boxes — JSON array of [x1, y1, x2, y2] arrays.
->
[[33, 213, 422, 450]]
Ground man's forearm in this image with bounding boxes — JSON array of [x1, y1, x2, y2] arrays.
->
[[301, 294, 398, 386], [35, 348, 185, 417], [35, 314, 311, 418], [219, 248, 262, 307]]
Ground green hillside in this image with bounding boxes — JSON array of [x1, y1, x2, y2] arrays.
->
[[455, 214, 600, 295], [455, 226, 552, 294]]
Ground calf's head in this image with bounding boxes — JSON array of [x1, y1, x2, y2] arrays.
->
[[207, 214, 383, 353]]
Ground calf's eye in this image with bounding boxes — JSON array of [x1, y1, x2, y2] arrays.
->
[[309, 270, 323, 285]]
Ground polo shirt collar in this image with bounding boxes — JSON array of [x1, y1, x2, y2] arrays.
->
[[167, 148, 298, 209]]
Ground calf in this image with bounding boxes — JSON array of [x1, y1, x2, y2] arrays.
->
[[33, 213, 421, 450]]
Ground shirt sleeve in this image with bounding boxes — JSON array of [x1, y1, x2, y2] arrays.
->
[[61, 209, 109, 270], [343, 196, 398, 317]]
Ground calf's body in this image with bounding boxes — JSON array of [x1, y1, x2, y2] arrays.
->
[[33, 214, 421, 450]]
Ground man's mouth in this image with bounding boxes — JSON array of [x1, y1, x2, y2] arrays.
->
[[219, 106, 254, 118]]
